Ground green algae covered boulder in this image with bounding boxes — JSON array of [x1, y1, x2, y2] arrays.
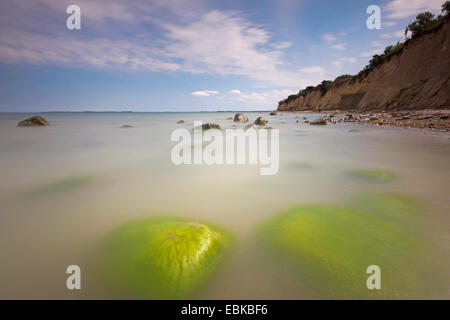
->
[[260, 204, 428, 298], [347, 169, 396, 182], [104, 218, 232, 298]]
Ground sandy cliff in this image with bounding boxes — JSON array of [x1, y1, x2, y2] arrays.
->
[[278, 19, 450, 112]]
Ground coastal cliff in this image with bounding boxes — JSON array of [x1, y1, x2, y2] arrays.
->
[[278, 18, 450, 112]]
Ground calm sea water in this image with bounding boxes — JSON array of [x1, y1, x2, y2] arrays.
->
[[0, 112, 449, 299]]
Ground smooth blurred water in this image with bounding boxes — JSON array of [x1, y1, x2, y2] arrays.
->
[[0, 112, 449, 299]]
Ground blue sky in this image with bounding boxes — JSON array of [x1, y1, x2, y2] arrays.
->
[[0, 0, 445, 112]]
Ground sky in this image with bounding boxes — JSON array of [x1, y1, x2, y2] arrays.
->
[[0, 0, 445, 112]]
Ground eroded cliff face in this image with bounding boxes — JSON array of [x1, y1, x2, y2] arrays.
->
[[278, 19, 450, 112]]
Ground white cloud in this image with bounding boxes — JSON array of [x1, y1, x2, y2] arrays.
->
[[271, 41, 292, 49], [361, 49, 383, 57], [0, 2, 307, 87], [371, 41, 384, 47], [332, 43, 346, 50], [384, 0, 443, 19], [332, 61, 343, 68], [383, 21, 398, 27], [341, 57, 357, 63], [332, 57, 357, 68], [300, 66, 326, 77], [230, 89, 297, 106], [192, 90, 218, 97], [160, 10, 305, 87], [380, 30, 405, 39], [323, 33, 337, 42], [229, 89, 241, 94]]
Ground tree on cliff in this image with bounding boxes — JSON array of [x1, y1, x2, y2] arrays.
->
[[406, 12, 436, 38], [443, 1, 450, 15]]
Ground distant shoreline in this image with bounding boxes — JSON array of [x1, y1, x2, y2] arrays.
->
[[0, 110, 273, 114]]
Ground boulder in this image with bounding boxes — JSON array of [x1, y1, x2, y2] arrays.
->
[[18, 116, 49, 127], [254, 117, 268, 126], [201, 123, 221, 131], [309, 118, 327, 125], [233, 113, 249, 122], [260, 203, 426, 298], [104, 218, 232, 298]]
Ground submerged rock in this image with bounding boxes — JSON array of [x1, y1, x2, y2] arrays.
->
[[104, 218, 232, 298], [260, 204, 427, 298], [348, 169, 395, 182], [176, 120, 185, 124], [120, 125, 134, 128], [18, 116, 49, 127], [309, 118, 327, 125], [233, 113, 249, 122], [199, 123, 221, 131], [254, 117, 268, 126]]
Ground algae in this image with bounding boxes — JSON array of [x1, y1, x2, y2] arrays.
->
[[260, 204, 427, 298], [103, 218, 232, 298]]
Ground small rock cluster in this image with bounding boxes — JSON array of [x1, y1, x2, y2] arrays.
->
[[17, 116, 49, 127]]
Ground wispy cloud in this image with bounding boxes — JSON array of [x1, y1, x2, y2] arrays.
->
[[271, 41, 292, 49], [380, 30, 405, 39], [383, 21, 398, 27], [332, 57, 357, 69], [300, 66, 326, 77], [0, 1, 307, 88], [192, 90, 218, 97], [361, 49, 383, 57], [322, 33, 337, 42], [229, 89, 241, 94], [228, 89, 297, 106], [384, 0, 443, 19], [332, 43, 347, 50], [332, 61, 343, 68], [341, 57, 357, 63]]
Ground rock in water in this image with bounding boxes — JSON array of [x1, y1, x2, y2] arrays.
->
[[104, 218, 232, 298], [17, 116, 49, 127], [309, 118, 327, 125], [254, 117, 268, 126], [233, 113, 249, 122], [120, 125, 133, 128], [270, 111, 278, 116], [260, 204, 428, 298], [176, 120, 185, 124], [201, 123, 221, 130]]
